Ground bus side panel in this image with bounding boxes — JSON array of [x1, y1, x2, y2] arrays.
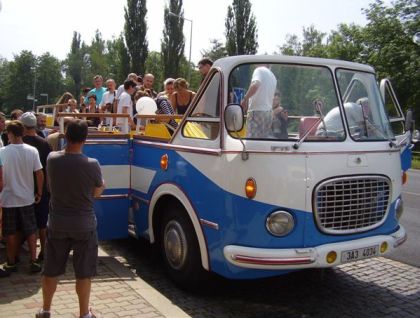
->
[[83, 138, 130, 240]]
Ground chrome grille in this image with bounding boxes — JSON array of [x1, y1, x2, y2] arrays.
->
[[314, 176, 391, 234]]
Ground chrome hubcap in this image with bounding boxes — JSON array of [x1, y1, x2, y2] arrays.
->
[[164, 220, 187, 270]]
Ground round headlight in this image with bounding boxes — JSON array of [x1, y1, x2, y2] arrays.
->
[[266, 211, 295, 237], [395, 198, 404, 220]]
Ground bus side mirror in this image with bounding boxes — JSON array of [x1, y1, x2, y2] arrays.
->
[[225, 104, 244, 133]]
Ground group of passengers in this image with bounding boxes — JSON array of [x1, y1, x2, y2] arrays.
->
[[53, 58, 214, 132]]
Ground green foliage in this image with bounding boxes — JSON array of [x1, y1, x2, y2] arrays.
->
[[106, 34, 131, 84], [1, 50, 37, 112], [325, 24, 365, 61], [35, 53, 63, 105], [145, 51, 163, 92], [0, 51, 62, 112], [161, 0, 185, 79], [277, 0, 419, 124], [360, 0, 419, 117], [64, 32, 84, 100], [88, 30, 107, 79], [201, 39, 228, 62], [124, 0, 148, 73], [278, 34, 302, 56], [225, 0, 258, 55]]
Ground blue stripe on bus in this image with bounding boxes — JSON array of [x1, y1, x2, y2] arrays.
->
[[84, 143, 130, 166], [131, 144, 400, 279], [400, 146, 412, 171]]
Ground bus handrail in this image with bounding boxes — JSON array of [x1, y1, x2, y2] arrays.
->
[[55, 112, 130, 134]]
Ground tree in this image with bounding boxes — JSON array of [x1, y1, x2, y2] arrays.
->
[[0, 57, 10, 111], [361, 0, 419, 114], [124, 0, 148, 74], [107, 34, 131, 84], [2, 50, 37, 112], [301, 25, 327, 57], [325, 23, 365, 61], [88, 30, 107, 78], [225, 0, 258, 56], [64, 32, 84, 99], [161, 0, 185, 79], [201, 39, 228, 61], [36, 53, 63, 104], [145, 51, 163, 92], [279, 34, 302, 56]]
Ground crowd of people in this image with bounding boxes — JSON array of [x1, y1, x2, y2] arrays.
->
[[0, 58, 214, 318], [46, 58, 214, 133]]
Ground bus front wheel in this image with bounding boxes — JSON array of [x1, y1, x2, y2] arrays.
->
[[160, 206, 206, 290]]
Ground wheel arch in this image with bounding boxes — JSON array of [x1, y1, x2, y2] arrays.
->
[[148, 183, 210, 271]]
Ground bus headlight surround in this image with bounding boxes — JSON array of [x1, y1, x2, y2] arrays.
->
[[395, 198, 404, 220], [266, 211, 295, 237]]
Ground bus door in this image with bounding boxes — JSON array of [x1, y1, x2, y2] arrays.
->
[[83, 134, 131, 240], [380, 79, 412, 171]]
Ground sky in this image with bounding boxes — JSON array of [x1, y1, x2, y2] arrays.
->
[[0, 0, 384, 66]]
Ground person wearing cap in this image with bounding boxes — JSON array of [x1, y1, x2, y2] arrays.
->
[[0, 120, 44, 274], [21, 112, 52, 262], [157, 78, 175, 99]]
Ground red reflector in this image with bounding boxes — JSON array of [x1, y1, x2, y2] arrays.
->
[[233, 255, 314, 265]]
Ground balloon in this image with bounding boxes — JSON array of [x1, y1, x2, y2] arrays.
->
[[136, 97, 157, 115]]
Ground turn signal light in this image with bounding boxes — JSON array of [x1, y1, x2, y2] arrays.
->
[[402, 172, 408, 185], [160, 154, 169, 170], [245, 178, 257, 199], [380, 242, 388, 253], [326, 251, 337, 264]]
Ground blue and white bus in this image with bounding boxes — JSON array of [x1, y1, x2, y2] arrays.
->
[[52, 55, 415, 289]]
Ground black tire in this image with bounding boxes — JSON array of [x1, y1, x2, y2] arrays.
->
[[160, 205, 207, 290]]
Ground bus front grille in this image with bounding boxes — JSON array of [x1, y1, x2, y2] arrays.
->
[[314, 176, 391, 234]]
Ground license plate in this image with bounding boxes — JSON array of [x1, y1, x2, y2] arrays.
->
[[341, 245, 379, 263]]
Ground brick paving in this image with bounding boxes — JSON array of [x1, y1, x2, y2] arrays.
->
[[101, 238, 420, 318], [0, 242, 188, 318], [1, 237, 419, 318]]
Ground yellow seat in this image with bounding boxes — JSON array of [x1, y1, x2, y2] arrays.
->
[[144, 123, 172, 139], [183, 122, 208, 139]]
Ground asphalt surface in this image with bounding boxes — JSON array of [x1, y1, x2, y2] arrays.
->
[[387, 169, 420, 267]]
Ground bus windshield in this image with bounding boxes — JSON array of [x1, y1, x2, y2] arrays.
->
[[228, 63, 393, 142], [335, 69, 394, 141]]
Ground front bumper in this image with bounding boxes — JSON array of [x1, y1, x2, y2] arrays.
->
[[223, 226, 406, 270]]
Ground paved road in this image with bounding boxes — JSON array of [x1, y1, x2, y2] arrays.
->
[[387, 169, 420, 267], [101, 239, 420, 318], [98, 170, 420, 317]]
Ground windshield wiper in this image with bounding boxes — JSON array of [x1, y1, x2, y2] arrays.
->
[[360, 101, 396, 148], [293, 100, 325, 149]]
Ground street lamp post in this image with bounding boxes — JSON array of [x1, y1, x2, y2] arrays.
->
[[169, 11, 193, 83], [31, 66, 36, 111], [40, 93, 49, 105]]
